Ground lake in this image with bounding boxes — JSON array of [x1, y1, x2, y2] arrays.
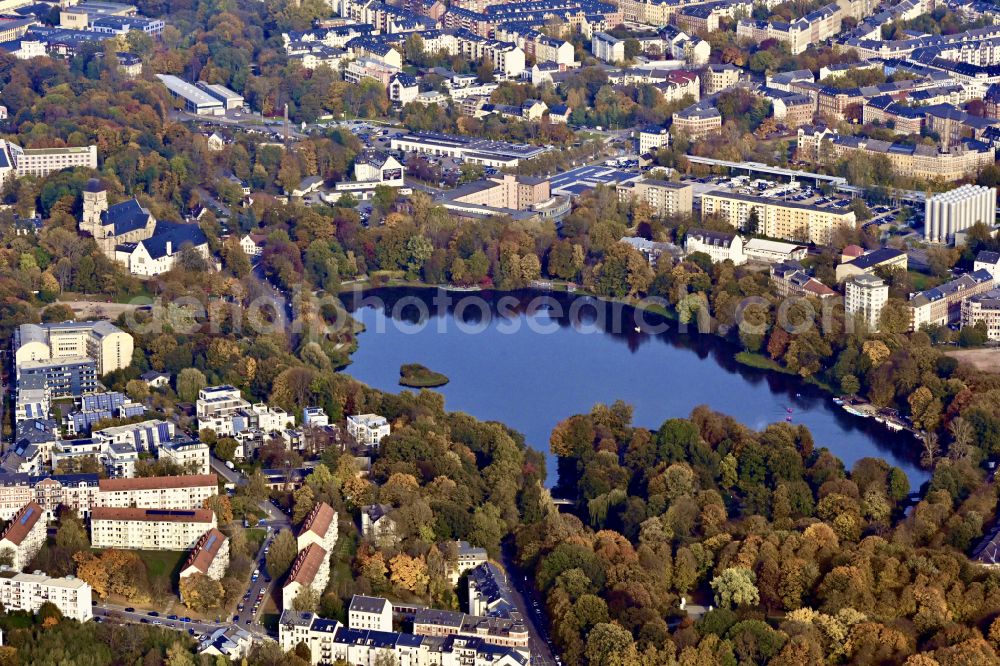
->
[[340, 287, 929, 489]]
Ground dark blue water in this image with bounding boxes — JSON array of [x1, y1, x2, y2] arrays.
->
[[340, 288, 929, 488]]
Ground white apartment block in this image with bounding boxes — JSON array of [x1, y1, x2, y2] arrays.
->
[[93, 420, 175, 452], [283, 543, 330, 610], [348, 594, 393, 631], [925, 184, 998, 245], [302, 407, 329, 428], [0, 570, 93, 622], [0, 141, 98, 189], [0, 502, 45, 571], [96, 474, 218, 510], [845, 274, 889, 332], [347, 414, 390, 447], [90, 507, 217, 551], [592, 32, 624, 63], [180, 528, 230, 581], [278, 611, 530, 666], [297, 502, 338, 553], [962, 289, 1000, 341], [14, 321, 133, 376], [197, 385, 249, 435], [158, 439, 210, 475], [196, 385, 294, 437]]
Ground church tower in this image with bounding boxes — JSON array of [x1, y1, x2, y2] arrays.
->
[[80, 178, 107, 239]]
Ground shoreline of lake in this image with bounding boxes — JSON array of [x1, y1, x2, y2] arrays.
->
[[338, 286, 930, 489]]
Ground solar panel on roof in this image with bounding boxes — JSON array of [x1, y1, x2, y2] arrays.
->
[[205, 534, 217, 550], [20, 507, 34, 524]]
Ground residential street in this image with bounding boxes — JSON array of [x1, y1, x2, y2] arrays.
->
[[501, 540, 558, 666]]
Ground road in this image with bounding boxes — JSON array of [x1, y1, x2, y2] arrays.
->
[[95, 602, 228, 636], [501, 540, 559, 666]]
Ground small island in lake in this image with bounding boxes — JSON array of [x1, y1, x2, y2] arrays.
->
[[399, 363, 450, 388]]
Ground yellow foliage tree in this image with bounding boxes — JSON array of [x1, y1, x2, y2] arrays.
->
[[389, 552, 429, 595]]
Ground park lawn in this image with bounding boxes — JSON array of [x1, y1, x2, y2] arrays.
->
[[136, 549, 188, 580]]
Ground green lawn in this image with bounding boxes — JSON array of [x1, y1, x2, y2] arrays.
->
[[908, 271, 939, 292], [135, 549, 187, 580]]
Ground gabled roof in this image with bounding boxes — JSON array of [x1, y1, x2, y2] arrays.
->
[[0, 502, 43, 545], [285, 543, 328, 587], [183, 528, 228, 575], [101, 198, 152, 235], [299, 502, 335, 541], [135, 221, 208, 260]]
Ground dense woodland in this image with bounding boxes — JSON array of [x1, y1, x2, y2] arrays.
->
[[516, 403, 1000, 665]]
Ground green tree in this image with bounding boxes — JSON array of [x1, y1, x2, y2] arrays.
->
[[266, 529, 298, 579], [176, 368, 207, 403], [711, 567, 760, 609]]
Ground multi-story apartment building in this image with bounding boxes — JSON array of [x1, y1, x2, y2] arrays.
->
[[0, 570, 93, 622], [348, 595, 393, 631], [297, 502, 339, 553], [702, 64, 741, 95], [14, 321, 133, 377], [975, 250, 1000, 279], [180, 528, 230, 581], [845, 274, 889, 332], [16, 357, 98, 401], [961, 288, 1000, 340], [672, 101, 722, 139], [90, 507, 217, 551], [0, 141, 98, 188], [909, 269, 996, 330], [413, 608, 529, 651], [0, 475, 101, 522], [158, 439, 210, 475], [347, 414, 391, 447], [635, 126, 670, 156], [448, 174, 551, 211], [591, 31, 623, 63], [469, 562, 518, 617], [770, 261, 837, 299], [736, 3, 842, 55], [798, 128, 997, 181], [96, 474, 218, 510], [93, 420, 175, 453], [283, 543, 330, 610], [197, 385, 294, 438], [34, 474, 100, 519], [616, 179, 693, 218], [0, 502, 46, 571], [197, 385, 250, 435], [700, 191, 857, 246]]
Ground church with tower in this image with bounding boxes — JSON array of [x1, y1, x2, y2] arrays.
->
[[78, 179, 211, 276], [79, 179, 157, 258]]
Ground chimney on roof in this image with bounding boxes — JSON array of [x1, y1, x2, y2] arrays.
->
[[166, 241, 172, 255]]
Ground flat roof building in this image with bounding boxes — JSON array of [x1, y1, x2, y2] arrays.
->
[[156, 74, 224, 115]]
